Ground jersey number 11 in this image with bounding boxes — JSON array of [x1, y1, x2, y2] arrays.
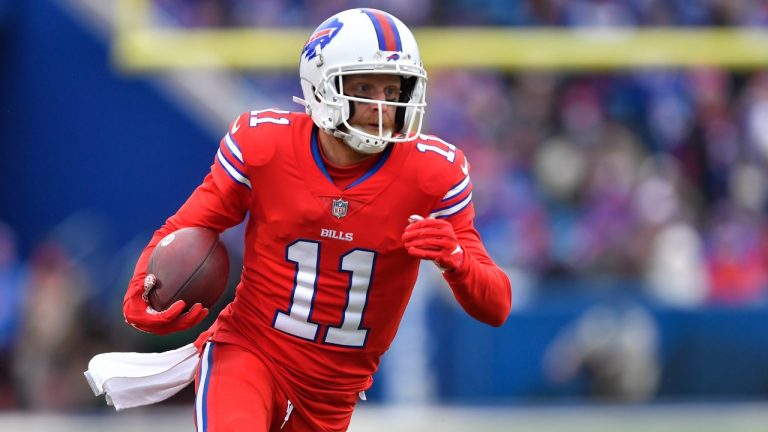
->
[[273, 240, 376, 348]]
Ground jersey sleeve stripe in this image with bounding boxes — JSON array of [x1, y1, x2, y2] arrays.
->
[[442, 175, 471, 201], [216, 149, 252, 189], [430, 192, 472, 219], [224, 133, 244, 163], [219, 134, 245, 173]]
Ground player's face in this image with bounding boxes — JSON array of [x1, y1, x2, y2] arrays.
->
[[342, 74, 401, 135]]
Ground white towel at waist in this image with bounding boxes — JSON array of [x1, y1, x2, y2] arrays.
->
[[84, 343, 199, 411]]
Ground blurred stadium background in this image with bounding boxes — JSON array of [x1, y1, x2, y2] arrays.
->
[[2, 0, 768, 430]]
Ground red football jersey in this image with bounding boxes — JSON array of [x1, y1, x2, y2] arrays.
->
[[126, 109, 510, 418]]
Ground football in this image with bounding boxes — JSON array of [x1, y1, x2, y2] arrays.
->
[[146, 227, 230, 312]]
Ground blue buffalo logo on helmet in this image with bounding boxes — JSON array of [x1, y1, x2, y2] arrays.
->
[[386, 53, 400, 62], [302, 17, 344, 61]]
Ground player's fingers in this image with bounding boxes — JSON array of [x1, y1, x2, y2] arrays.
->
[[124, 297, 162, 327], [405, 217, 449, 229], [176, 304, 208, 326], [404, 243, 451, 254], [156, 300, 187, 322], [402, 229, 453, 244], [406, 247, 441, 260], [403, 237, 456, 251], [404, 218, 433, 232], [404, 219, 436, 232], [403, 222, 453, 235], [183, 303, 206, 318]]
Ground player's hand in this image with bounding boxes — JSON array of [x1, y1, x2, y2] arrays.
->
[[123, 274, 208, 336], [402, 215, 464, 273]]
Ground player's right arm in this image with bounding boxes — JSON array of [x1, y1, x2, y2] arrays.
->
[[123, 113, 255, 335]]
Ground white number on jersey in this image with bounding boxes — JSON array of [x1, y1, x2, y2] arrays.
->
[[273, 240, 375, 348], [416, 134, 456, 163], [250, 109, 290, 126]]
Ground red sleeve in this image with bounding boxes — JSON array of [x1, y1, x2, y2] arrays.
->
[[123, 166, 249, 308], [427, 147, 510, 327], [441, 220, 512, 327], [429, 143, 512, 327]]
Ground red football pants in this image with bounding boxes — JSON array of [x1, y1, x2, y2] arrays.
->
[[194, 341, 315, 432]]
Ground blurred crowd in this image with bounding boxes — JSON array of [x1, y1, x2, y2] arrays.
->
[[3, 0, 768, 412], [152, 0, 768, 28], [0, 221, 104, 410], [0, 216, 243, 411], [449, 68, 768, 309]]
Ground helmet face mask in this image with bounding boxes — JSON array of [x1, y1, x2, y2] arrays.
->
[[298, 9, 427, 154]]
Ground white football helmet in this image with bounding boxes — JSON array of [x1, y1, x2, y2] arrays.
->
[[296, 8, 427, 154]]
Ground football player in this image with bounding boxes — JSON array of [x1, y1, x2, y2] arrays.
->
[[121, 8, 511, 432]]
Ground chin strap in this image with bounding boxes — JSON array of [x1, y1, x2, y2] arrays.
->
[[338, 128, 390, 154]]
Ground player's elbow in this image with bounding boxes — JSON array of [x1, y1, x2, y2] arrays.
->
[[465, 293, 511, 327], [452, 272, 512, 327], [485, 283, 512, 327], [486, 300, 511, 327]]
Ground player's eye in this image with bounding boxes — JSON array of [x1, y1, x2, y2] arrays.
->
[[351, 83, 373, 98], [349, 83, 400, 102], [383, 86, 401, 102]]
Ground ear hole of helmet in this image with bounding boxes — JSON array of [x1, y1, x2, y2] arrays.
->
[[395, 76, 417, 132], [334, 76, 356, 121]]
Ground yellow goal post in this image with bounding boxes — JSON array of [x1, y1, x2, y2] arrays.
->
[[115, 0, 768, 71]]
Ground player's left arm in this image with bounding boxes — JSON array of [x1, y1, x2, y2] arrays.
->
[[403, 215, 511, 327], [402, 147, 511, 327]]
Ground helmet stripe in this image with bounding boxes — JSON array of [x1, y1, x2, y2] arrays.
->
[[362, 9, 402, 52]]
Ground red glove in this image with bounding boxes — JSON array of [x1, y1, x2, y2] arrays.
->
[[123, 274, 208, 336], [402, 215, 465, 272]]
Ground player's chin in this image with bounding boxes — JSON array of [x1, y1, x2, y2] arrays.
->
[[359, 124, 394, 136]]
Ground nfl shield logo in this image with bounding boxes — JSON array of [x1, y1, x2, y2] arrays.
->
[[331, 198, 348, 219]]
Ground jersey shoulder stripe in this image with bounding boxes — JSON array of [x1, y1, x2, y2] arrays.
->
[[430, 191, 472, 219], [224, 133, 244, 164], [219, 133, 246, 171], [405, 133, 473, 220], [442, 175, 471, 201], [215, 149, 252, 189], [215, 130, 251, 189]]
